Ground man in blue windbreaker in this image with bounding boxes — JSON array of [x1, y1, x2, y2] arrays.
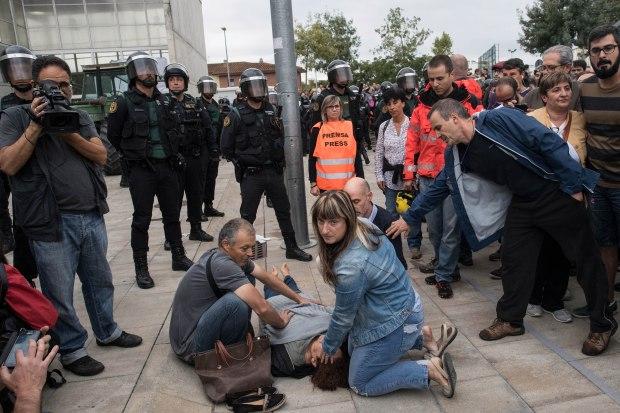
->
[[387, 98, 617, 356]]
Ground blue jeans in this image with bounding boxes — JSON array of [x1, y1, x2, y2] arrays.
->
[[30, 212, 121, 365], [194, 292, 252, 352], [418, 177, 460, 282], [384, 187, 422, 249], [348, 310, 428, 396], [264, 275, 301, 299]]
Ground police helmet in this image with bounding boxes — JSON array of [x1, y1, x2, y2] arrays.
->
[[197, 75, 218, 95], [239, 68, 268, 98], [349, 85, 359, 95], [164, 63, 189, 91], [0, 45, 36, 85], [395, 191, 415, 214], [218, 97, 230, 106], [327, 59, 353, 85], [125, 51, 158, 85], [396, 67, 417, 92], [380, 81, 393, 94], [267, 90, 279, 106]]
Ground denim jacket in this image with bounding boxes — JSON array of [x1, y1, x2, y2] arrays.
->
[[402, 107, 599, 251], [322, 218, 420, 355]]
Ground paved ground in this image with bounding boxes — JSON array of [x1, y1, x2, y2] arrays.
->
[[27, 159, 619, 412]]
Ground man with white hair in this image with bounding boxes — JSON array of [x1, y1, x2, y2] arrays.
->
[[523, 45, 581, 110]]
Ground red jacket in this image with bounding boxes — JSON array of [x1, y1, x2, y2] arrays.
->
[[404, 84, 482, 180], [455, 77, 483, 101]]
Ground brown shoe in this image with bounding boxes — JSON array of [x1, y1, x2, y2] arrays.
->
[[479, 319, 524, 341], [581, 326, 617, 356], [410, 247, 422, 260]]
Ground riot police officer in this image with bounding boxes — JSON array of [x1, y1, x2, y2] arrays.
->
[[310, 59, 367, 175], [164, 64, 215, 244], [373, 81, 395, 132], [396, 67, 419, 116], [196, 75, 225, 218], [0, 45, 38, 282], [220, 68, 311, 261], [107, 51, 193, 289]]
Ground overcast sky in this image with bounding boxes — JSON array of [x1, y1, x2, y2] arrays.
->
[[202, 0, 540, 74]]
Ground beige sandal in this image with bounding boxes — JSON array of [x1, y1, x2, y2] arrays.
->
[[429, 323, 458, 357], [430, 352, 457, 398]]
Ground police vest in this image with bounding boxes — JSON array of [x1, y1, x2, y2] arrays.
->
[[172, 94, 204, 156], [235, 103, 284, 166], [313, 120, 356, 190], [120, 90, 175, 160]]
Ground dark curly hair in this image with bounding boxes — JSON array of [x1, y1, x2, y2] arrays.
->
[[310, 341, 350, 391]]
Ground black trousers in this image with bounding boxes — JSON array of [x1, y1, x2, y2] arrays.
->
[[177, 154, 206, 225], [529, 234, 570, 311], [203, 158, 220, 206], [0, 172, 11, 233], [128, 160, 182, 253], [499, 188, 614, 333], [239, 167, 294, 236], [13, 226, 37, 282]]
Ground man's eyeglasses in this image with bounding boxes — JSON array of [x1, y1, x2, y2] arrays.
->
[[540, 64, 561, 72], [589, 44, 618, 56]]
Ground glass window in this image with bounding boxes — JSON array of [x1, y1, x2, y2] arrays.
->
[[148, 24, 166, 47], [55, 0, 85, 4], [28, 27, 61, 50], [0, 22, 16, 45], [146, 2, 164, 24], [117, 3, 147, 26], [75, 52, 94, 72], [120, 25, 149, 47], [0, 2, 12, 21], [86, 0, 115, 3], [63, 54, 77, 72], [12, 0, 27, 28], [95, 51, 119, 64], [86, 3, 116, 26], [56, 5, 86, 27], [16, 26, 28, 46], [91, 26, 119, 48], [59, 26, 90, 49], [22, 0, 50, 5], [24, 5, 56, 28]]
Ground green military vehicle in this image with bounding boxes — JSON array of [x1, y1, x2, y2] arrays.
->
[[71, 62, 128, 175]]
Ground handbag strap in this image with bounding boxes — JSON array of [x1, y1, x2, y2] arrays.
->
[[205, 252, 224, 299], [215, 333, 255, 367]]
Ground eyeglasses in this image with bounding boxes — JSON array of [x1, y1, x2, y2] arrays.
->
[[326, 105, 340, 110], [540, 64, 561, 72], [589, 44, 618, 56], [57, 81, 73, 91]]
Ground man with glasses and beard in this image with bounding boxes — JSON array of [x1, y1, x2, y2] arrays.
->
[[576, 24, 620, 316]]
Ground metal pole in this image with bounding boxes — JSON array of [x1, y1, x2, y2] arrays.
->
[[221, 27, 231, 86], [269, 0, 314, 248]]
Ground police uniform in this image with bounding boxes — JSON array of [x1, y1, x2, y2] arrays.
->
[[167, 92, 215, 240], [198, 95, 224, 216], [107, 84, 193, 287]]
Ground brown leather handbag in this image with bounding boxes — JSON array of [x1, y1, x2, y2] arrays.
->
[[194, 333, 273, 403]]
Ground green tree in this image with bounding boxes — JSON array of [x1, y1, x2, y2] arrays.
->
[[431, 32, 453, 56], [518, 0, 620, 54], [294, 12, 361, 74], [373, 7, 431, 68]]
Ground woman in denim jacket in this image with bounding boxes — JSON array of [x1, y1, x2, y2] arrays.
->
[[311, 191, 458, 397]]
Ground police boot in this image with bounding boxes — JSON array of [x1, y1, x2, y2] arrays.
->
[[189, 223, 214, 242], [204, 203, 225, 217], [133, 253, 154, 289], [283, 234, 312, 262], [171, 243, 194, 271]]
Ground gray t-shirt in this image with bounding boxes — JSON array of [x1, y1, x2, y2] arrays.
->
[[0, 105, 99, 211], [169, 248, 255, 362]]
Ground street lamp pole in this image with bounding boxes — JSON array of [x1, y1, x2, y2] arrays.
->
[[221, 27, 231, 86]]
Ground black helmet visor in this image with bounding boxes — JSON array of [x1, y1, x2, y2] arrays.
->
[[198, 79, 218, 94], [126, 56, 158, 80], [329, 64, 353, 84], [0, 53, 35, 84], [240, 76, 268, 98]]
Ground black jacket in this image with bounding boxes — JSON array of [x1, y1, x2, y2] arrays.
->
[[371, 204, 407, 269]]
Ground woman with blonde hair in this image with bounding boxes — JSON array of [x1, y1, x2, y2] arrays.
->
[[311, 191, 458, 397], [308, 95, 360, 195]]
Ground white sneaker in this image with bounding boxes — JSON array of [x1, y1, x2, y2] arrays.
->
[[546, 308, 573, 323], [527, 304, 543, 317], [562, 289, 572, 301]]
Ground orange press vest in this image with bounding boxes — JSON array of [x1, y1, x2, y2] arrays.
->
[[313, 120, 357, 190]]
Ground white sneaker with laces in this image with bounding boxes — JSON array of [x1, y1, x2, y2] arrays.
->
[[547, 308, 573, 323], [527, 304, 543, 317]]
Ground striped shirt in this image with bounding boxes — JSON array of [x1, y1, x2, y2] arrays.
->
[[581, 75, 620, 187]]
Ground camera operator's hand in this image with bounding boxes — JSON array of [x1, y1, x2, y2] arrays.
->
[[0, 331, 59, 413], [29, 97, 47, 125]]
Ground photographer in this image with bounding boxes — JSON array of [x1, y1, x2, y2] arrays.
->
[[0, 55, 142, 377]]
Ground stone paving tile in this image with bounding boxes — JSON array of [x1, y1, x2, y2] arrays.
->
[[124, 390, 212, 413], [534, 394, 620, 413], [284, 401, 357, 413], [113, 291, 175, 329], [431, 375, 533, 412], [576, 352, 620, 392], [478, 339, 601, 407], [352, 389, 441, 412]]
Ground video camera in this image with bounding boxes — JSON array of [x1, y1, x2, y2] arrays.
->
[[33, 80, 80, 133]]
